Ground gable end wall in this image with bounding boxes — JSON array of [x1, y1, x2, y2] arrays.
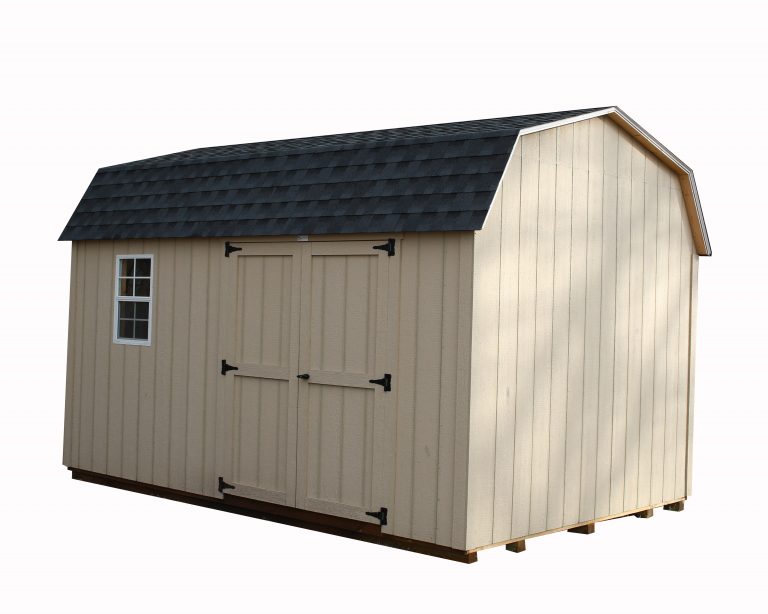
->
[[466, 116, 699, 550]]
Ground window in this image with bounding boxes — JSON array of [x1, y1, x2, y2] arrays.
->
[[114, 255, 153, 345]]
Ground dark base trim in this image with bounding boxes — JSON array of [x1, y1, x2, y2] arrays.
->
[[69, 468, 477, 564]]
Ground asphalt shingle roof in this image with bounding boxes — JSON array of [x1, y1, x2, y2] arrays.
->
[[59, 108, 608, 241]]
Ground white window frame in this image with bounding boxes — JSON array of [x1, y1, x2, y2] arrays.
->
[[113, 254, 154, 346]]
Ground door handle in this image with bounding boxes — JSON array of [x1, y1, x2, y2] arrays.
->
[[297, 373, 310, 380]]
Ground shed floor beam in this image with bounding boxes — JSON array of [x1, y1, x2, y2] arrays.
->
[[634, 508, 654, 518], [567, 523, 595, 535], [663, 501, 685, 512], [505, 540, 526, 553]]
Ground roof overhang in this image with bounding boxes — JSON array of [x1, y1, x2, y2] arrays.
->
[[516, 106, 711, 256]]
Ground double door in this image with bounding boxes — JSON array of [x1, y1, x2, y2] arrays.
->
[[218, 240, 395, 525]]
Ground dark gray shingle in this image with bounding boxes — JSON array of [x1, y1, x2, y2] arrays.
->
[[59, 108, 608, 241]]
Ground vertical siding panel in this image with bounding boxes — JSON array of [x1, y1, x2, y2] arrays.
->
[[596, 119, 618, 519], [137, 240, 159, 484], [69, 243, 87, 467], [547, 125, 573, 530], [624, 146, 645, 511], [493, 149, 521, 542], [137, 242, 157, 485], [412, 234, 445, 542], [579, 119, 603, 522], [610, 134, 632, 514], [214, 240, 238, 497], [107, 242, 125, 476], [511, 133, 539, 538], [683, 252, 697, 496], [136, 240, 160, 483], [653, 170, 670, 505], [452, 233, 474, 550], [63, 244, 79, 467], [153, 240, 175, 487], [170, 239, 192, 490], [637, 157, 657, 508], [78, 241, 99, 470], [676, 188, 694, 498], [92, 241, 113, 473], [467, 189, 502, 548], [203, 241, 221, 497], [121, 239, 144, 481], [563, 122, 588, 527], [121, 348, 140, 481], [185, 241, 209, 494], [437, 234, 460, 546], [394, 235, 418, 538], [664, 183, 682, 501], [530, 130, 556, 534]]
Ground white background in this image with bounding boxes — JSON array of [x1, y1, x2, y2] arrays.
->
[[1, 1, 766, 612]]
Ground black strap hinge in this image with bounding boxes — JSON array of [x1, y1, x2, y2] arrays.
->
[[218, 476, 235, 493], [221, 360, 239, 375], [225, 242, 242, 257], [365, 507, 388, 526], [373, 238, 395, 257], [368, 373, 392, 392]]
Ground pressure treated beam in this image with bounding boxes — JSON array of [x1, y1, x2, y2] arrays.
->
[[567, 523, 595, 535]]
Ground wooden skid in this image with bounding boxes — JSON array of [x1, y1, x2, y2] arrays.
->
[[634, 508, 654, 518], [505, 540, 526, 553], [567, 522, 595, 534], [664, 500, 685, 512], [69, 468, 477, 564]]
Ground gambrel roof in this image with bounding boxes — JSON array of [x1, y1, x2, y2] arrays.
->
[[59, 107, 711, 255]]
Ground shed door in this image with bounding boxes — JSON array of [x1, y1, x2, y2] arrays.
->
[[294, 241, 392, 524], [223, 243, 302, 506]]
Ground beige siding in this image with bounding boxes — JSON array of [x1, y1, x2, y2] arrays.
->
[[64, 232, 473, 548], [65, 238, 225, 498], [466, 115, 699, 550], [393, 232, 474, 549]]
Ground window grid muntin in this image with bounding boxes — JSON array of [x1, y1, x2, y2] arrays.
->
[[114, 255, 153, 346]]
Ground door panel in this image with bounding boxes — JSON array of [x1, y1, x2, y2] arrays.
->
[[296, 241, 391, 523], [223, 244, 302, 506], [220, 239, 394, 525]]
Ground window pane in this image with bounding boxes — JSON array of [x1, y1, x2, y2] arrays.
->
[[135, 258, 151, 277], [120, 259, 134, 277], [135, 301, 149, 319], [118, 301, 135, 318], [119, 278, 134, 296], [135, 320, 149, 340], [134, 278, 150, 297], [118, 319, 134, 338]]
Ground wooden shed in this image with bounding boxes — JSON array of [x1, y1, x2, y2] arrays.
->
[[60, 107, 710, 563]]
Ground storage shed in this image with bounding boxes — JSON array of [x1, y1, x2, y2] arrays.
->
[[60, 107, 710, 563]]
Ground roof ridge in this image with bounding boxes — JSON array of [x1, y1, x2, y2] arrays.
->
[[101, 108, 608, 172]]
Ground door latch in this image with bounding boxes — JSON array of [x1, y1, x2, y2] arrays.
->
[[368, 373, 392, 392], [296, 373, 310, 380]]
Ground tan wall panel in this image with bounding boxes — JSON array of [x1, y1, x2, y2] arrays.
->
[[394, 232, 474, 549], [64, 233, 473, 548], [65, 238, 225, 496], [467, 115, 699, 549]]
